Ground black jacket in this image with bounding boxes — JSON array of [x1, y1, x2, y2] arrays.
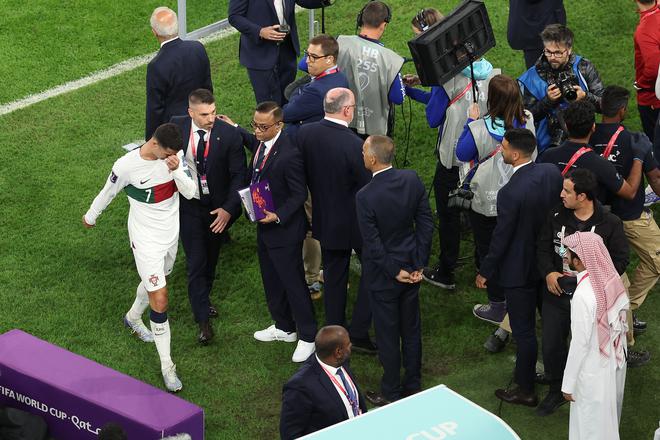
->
[[523, 54, 604, 148], [537, 200, 629, 281]]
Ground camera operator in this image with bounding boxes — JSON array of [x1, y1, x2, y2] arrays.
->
[[456, 75, 535, 351], [403, 8, 498, 290], [337, 1, 405, 137], [518, 24, 604, 153]]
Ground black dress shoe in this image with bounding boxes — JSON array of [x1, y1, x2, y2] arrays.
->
[[536, 391, 567, 416], [208, 305, 218, 319], [494, 387, 538, 407], [633, 313, 647, 336], [350, 337, 378, 355], [198, 321, 214, 345], [365, 391, 391, 407], [534, 372, 551, 385]]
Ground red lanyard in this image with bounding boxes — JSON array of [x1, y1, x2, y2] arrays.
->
[[253, 142, 275, 171], [190, 127, 211, 160], [601, 126, 624, 159], [449, 81, 473, 107], [314, 67, 339, 81], [319, 365, 360, 414], [561, 147, 593, 176], [577, 273, 590, 287]]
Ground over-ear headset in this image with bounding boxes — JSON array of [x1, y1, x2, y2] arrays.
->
[[415, 9, 429, 32], [356, 1, 392, 30]]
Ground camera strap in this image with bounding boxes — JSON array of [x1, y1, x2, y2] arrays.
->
[[600, 126, 624, 159], [561, 146, 592, 176], [459, 144, 502, 188], [449, 81, 473, 107]]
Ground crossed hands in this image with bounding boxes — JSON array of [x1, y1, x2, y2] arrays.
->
[[396, 269, 423, 284]]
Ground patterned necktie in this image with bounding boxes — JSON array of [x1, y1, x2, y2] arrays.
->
[[253, 142, 266, 183], [196, 130, 209, 204], [336, 368, 359, 416]]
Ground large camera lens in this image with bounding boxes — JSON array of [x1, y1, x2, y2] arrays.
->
[[561, 84, 577, 101]]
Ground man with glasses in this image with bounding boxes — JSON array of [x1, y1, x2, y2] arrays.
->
[[226, 102, 318, 363], [283, 34, 348, 139], [519, 24, 604, 153], [170, 89, 247, 345]]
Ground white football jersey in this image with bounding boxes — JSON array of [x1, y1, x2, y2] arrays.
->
[[85, 148, 196, 253]]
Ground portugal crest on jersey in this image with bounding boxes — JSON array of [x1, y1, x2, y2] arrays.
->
[[149, 274, 159, 287]]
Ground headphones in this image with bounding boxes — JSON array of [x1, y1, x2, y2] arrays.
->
[[356, 1, 392, 29], [415, 9, 429, 32]]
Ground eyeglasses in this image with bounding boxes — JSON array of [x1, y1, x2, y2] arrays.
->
[[543, 48, 568, 58], [250, 120, 280, 131], [344, 104, 356, 109], [304, 50, 331, 62]]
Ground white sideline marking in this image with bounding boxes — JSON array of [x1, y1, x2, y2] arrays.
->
[[0, 26, 238, 118]]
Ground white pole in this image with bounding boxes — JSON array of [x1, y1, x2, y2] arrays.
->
[[308, 10, 315, 38], [177, 0, 188, 39]]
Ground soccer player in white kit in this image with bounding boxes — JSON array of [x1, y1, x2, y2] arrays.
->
[[83, 123, 196, 392]]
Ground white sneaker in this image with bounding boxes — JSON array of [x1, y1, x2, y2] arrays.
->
[[292, 340, 315, 362], [123, 315, 154, 343], [162, 364, 183, 393], [254, 324, 297, 342]]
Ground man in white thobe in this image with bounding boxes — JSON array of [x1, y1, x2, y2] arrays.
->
[[561, 231, 628, 440]]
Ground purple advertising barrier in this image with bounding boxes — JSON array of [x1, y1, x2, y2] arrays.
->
[[0, 329, 204, 439]]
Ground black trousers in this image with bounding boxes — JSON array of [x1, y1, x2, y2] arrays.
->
[[541, 291, 571, 393], [469, 211, 505, 302], [321, 248, 372, 339], [523, 47, 543, 70], [433, 163, 461, 274], [258, 236, 317, 342], [505, 282, 541, 392], [247, 40, 297, 106], [180, 198, 224, 323], [638, 104, 659, 144], [370, 283, 422, 401]]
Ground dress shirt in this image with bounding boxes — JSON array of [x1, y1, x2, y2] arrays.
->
[[274, 0, 285, 24], [256, 130, 282, 166], [160, 36, 178, 48], [512, 160, 532, 174], [315, 356, 358, 419], [185, 121, 208, 200], [372, 166, 393, 177], [324, 116, 349, 127]]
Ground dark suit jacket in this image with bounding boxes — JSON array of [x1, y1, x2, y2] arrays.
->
[[507, 0, 566, 50], [283, 71, 349, 138], [280, 356, 367, 440], [228, 0, 327, 70], [356, 168, 434, 291], [170, 116, 247, 221], [298, 119, 371, 250], [146, 38, 213, 139], [480, 162, 563, 288], [239, 129, 307, 247]]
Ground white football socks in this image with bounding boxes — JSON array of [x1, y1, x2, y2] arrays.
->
[[127, 282, 150, 322], [151, 319, 174, 372]]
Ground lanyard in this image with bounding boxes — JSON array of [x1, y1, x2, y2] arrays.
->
[[319, 365, 360, 415], [601, 126, 624, 159], [313, 67, 339, 81], [561, 146, 593, 176], [576, 273, 590, 287], [253, 142, 275, 172], [190, 127, 211, 170], [449, 81, 473, 107]]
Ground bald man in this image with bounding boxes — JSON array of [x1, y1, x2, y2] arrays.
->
[[146, 7, 213, 139], [356, 135, 433, 405], [280, 326, 367, 439]]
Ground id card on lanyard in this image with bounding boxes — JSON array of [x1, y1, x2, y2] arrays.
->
[[190, 128, 211, 195]]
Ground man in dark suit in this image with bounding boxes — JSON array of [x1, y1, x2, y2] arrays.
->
[[507, 0, 566, 69], [233, 101, 318, 363], [475, 128, 563, 407], [298, 87, 375, 353], [146, 7, 213, 140], [228, 0, 329, 105], [170, 89, 247, 344], [355, 135, 434, 405], [282, 34, 348, 138], [280, 325, 367, 439]]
